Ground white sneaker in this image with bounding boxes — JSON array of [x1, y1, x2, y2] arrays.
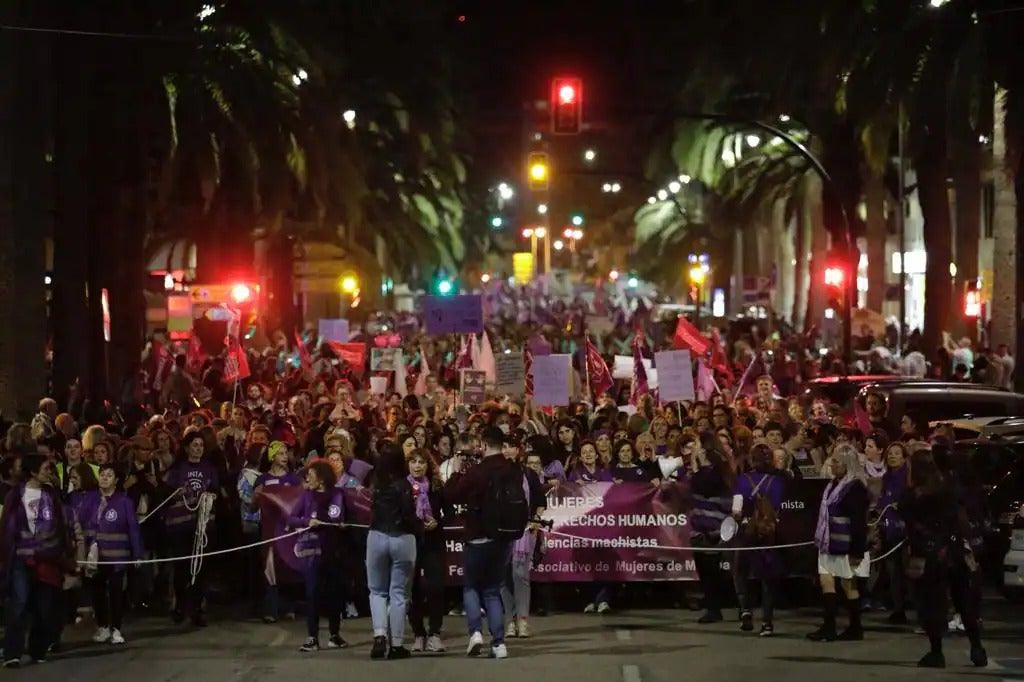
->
[[948, 614, 965, 632], [583, 603, 596, 613], [597, 601, 611, 614], [426, 635, 446, 652], [506, 620, 517, 638], [411, 636, 425, 652], [490, 643, 508, 659], [517, 619, 531, 638], [466, 631, 484, 656], [345, 602, 359, 619], [109, 629, 125, 645], [92, 627, 111, 643]]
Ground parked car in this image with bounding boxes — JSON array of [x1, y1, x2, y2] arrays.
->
[[928, 416, 1024, 441], [801, 374, 911, 410], [856, 381, 1024, 423], [1003, 513, 1024, 601]]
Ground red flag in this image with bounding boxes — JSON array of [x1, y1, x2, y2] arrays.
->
[[853, 397, 873, 435], [186, 334, 206, 375], [709, 328, 734, 382], [325, 341, 367, 369], [584, 336, 613, 399], [293, 330, 313, 373], [629, 333, 649, 405], [224, 336, 250, 383], [672, 316, 711, 356]]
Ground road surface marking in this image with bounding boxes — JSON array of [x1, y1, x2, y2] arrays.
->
[[615, 629, 632, 641], [622, 664, 642, 682]]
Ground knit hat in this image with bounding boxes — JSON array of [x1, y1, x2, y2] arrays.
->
[[267, 440, 287, 462]]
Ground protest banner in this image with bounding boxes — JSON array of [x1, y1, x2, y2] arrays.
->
[[493, 351, 525, 395], [318, 318, 349, 343], [423, 294, 484, 334], [532, 354, 571, 406], [257, 478, 826, 586], [655, 349, 695, 402], [459, 368, 487, 405], [370, 347, 402, 371]]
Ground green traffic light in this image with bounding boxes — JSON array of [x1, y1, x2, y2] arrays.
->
[[490, 216, 503, 228], [437, 280, 453, 295], [571, 214, 583, 226]]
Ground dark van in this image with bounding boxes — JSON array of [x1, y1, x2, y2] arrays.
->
[[858, 381, 1024, 423]]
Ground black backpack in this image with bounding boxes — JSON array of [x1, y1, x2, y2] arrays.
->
[[480, 465, 530, 541]]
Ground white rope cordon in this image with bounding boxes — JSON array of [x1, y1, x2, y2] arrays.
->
[[189, 493, 215, 585], [138, 487, 182, 524]]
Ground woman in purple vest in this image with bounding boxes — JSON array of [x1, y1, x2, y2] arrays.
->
[[730, 443, 786, 636], [289, 459, 347, 653], [162, 431, 219, 627], [1, 454, 73, 668], [878, 442, 909, 624], [807, 444, 869, 642], [81, 463, 143, 644]]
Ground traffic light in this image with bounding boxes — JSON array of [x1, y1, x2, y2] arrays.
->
[[570, 213, 584, 227], [230, 283, 252, 304], [551, 77, 582, 134], [527, 152, 549, 191], [823, 253, 847, 311]]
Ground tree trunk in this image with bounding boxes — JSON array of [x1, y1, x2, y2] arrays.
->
[[771, 198, 795, 323], [863, 168, 887, 312], [0, 7, 50, 419], [917, 140, 954, 360], [51, 33, 92, 406], [792, 175, 812, 332], [804, 174, 828, 334], [990, 89, 1016, 351], [951, 145, 982, 342]]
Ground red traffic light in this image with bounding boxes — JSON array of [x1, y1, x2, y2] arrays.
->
[[230, 283, 252, 304], [823, 267, 844, 287], [551, 77, 582, 135]]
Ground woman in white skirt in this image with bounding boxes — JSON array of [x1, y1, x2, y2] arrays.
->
[[807, 444, 870, 642]]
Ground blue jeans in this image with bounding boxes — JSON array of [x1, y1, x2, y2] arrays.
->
[[304, 558, 343, 639], [3, 560, 58, 661], [366, 530, 416, 644], [463, 540, 512, 644]]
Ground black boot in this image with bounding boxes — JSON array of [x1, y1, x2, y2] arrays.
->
[[837, 597, 864, 640], [918, 635, 945, 668], [807, 593, 837, 642], [370, 636, 388, 660]]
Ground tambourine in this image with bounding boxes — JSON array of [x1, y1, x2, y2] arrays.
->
[[720, 516, 739, 542]]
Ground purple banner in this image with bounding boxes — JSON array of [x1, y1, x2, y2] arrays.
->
[[256, 478, 825, 585]]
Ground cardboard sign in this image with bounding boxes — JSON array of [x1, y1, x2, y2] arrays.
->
[[318, 318, 349, 343], [423, 295, 484, 334], [494, 352, 525, 396], [613, 355, 652, 380], [459, 369, 487, 405], [655, 349, 695, 402], [532, 354, 571, 407], [370, 348, 402, 372], [369, 376, 388, 395]]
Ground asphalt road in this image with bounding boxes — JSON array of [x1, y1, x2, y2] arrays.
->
[[16, 599, 1024, 682]]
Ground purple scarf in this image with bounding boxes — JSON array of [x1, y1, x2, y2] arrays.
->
[[407, 475, 433, 521], [814, 477, 852, 552]]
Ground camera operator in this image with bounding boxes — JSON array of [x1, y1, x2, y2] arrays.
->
[[444, 426, 532, 659]]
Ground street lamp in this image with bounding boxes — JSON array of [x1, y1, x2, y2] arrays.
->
[[537, 203, 548, 215], [583, 148, 596, 162]]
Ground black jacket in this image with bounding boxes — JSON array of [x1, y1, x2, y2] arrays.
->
[[370, 479, 421, 536]]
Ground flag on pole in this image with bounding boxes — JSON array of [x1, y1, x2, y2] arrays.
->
[[456, 335, 474, 369], [629, 333, 649, 405], [709, 327, 734, 382], [224, 336, 251, 383], [584, 336, 613, 399], [672, 316, 711, 356], [696, 359, 717, 401], [293, 330, 313, 373], [524, 346, 534, 397], [414, 346, 430, 396], [477, 332, 496, 383]]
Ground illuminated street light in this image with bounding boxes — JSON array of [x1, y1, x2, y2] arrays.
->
[[340, 276, 358, 294], [522, 227, 534, 238], [553, 240, 564, 251], [668, 181, 681, 193], [342, 109, 356, 129], [498, 182, 514, 200], [689, 266, 706, 285], [198, 4, 216, 21], [572, 229, 583, 240], [745, 134, 761, 147], [611, 182, 621, 192], [602, 183, 612, 192], [583, 149, 596, 162], [647, 196, 657, 204], [481, 273, 491, 283], [609, 269, 620, 281], [657, 189, 668, 201], [537, 203, 548, 215], [779, 114, 791, 123], [563, 227, 573, 239], [535, 227, 547, 238], [678, 174, 691, 184]]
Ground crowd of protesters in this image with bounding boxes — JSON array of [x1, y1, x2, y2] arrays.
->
[[0, 301, 1003, 669]]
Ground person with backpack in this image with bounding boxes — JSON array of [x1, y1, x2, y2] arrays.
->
[[729, 443, 785, 637], [444, 426, 530, 660]]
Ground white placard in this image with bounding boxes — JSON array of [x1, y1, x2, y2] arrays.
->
[[532, 354, 571, 407], [654, 349, 695, 402]]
